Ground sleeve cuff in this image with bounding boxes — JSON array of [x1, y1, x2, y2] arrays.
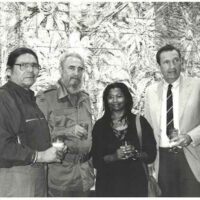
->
[[31, 151, 38, 164]]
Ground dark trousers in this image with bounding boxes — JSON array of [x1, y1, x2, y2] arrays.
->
[[158, 147, 200, 197]]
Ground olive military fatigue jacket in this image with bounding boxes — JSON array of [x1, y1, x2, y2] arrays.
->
[[37, 80, 94, 192]]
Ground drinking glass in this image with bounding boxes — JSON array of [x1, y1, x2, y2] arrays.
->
[[168, 128, 178, 140], [120, 140, 136, 159], [52, 135, 65, 151], [168, 128, 180, 153]]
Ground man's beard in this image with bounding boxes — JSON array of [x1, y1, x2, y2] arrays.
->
[[67, 81, 82, 94]]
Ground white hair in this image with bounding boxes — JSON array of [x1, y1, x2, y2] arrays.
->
[[59, 52, 85, 69]]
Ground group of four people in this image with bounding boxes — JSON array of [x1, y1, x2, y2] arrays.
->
[[0, 44, 199, 197]]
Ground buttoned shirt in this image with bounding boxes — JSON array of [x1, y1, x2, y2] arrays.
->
[[160, 77, 180, 147], [37, 80, 94, 192]]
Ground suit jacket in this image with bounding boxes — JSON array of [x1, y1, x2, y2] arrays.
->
[[145, 75, 200, 182]]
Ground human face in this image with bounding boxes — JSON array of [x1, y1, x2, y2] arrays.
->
[[8, 53, 39, 89], [107, 88, 126, 112], [159, 50, 181, 84], [60, 56, 84, 94]]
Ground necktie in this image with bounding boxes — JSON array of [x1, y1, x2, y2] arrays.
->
[[166, 84, 174, 138]]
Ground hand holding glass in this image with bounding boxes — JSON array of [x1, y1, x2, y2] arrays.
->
[[168, 128, 182, 153], [169, 128, 180, 148], [120, 141, 138, 160], [52, 136, 67, 160], [52, 136, 66, 149]]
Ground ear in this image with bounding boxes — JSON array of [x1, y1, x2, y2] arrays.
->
[[156, 63, 161, 70], [6, 67, 12, 78]]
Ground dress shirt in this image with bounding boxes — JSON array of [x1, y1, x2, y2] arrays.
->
[[160, 77, 180, 147]]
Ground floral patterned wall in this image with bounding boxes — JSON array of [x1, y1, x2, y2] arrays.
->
[[1, 2, 200, 121]]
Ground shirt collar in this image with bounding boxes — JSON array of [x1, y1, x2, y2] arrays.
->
[[57, 79, 69, 100], [56, 80, 87, 103], [163, 75, 181, 89], [57, 79, 87, 100], [7, 80, 35, 100]]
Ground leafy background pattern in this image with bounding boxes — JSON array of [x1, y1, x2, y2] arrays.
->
[[1, 2, 200, 121]]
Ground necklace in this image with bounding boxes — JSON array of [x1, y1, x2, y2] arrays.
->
[[111, 117, 128, 130]]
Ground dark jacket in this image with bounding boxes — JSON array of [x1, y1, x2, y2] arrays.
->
[[0, 81, 51, 168], [91, 113, 156, 197]]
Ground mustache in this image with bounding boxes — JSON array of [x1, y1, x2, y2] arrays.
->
[[167, 69, 177, 72], [24, 73, 36, 78], [70, 77, 81, 81], [24, 72, 36, 75]]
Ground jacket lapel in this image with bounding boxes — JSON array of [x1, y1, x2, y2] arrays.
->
[[155, 82, 163, 131], [179, 76, 191, 122]]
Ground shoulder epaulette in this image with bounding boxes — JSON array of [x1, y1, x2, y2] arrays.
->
[[36, 85, 57, 102], [81, 90, 89, 96]]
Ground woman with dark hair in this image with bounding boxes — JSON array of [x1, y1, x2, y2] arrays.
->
[[91, 82, 156, 197]]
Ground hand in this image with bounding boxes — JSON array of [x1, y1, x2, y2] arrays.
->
[[116, 148, 126, 160], [74, 124, 88, 139], [55, 145, 68, 160], [170, 134, 192, 148], [124, 145, 137, 159], [52, 137, 68, 160], [37, 146, 62, 163]]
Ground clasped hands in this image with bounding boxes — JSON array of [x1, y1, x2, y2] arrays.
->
[[116, 145, 139, 160]]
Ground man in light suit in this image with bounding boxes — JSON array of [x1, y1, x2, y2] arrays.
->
[[145, 44, 200, 197]]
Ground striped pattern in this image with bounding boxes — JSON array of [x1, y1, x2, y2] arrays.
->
[[166, 84, 174, 138]]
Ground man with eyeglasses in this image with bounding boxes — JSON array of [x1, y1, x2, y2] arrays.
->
[[37, 52, 94, 197], [0, 47, 66, 197]]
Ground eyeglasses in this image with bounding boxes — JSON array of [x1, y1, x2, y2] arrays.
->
[[14, 63, 41, 71]]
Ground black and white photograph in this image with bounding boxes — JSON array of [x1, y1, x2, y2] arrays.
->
[[0, 1, 200, 197]]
